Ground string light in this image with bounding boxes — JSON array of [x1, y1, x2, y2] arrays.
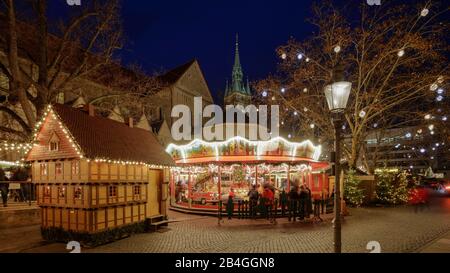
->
[[281, 88, 286, 93], [334, 46, 341, 53], [397, 49, 405, 57], [262, 90, 268, 97], [303, 88, 308, 93], [424, 114, 431, 120], [166, 135, 322, 162], [297, 53, 303, 60], [359, 110, 366, 118], [281, 53, 287, 60], [420, 8, 429, 17], [430, 83, 438, 91]]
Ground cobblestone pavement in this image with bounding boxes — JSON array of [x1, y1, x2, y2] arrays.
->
[[7, 194, 449, 253], [84, 195, 450, 253]]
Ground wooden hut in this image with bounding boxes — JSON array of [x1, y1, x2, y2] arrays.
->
[[26, 104, 174, 245]]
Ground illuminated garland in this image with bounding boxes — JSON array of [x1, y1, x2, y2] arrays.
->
[[166, 135, 322, 163]]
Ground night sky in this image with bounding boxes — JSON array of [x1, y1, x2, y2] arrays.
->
[[119, 0, 327, 103], [50, 0, 418, 103]]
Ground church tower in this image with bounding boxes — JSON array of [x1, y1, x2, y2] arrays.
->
[[224, 34, 252, 106]]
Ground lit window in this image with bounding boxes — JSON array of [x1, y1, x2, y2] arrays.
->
[[43, 186, 51, 197], [58, 186, 66, 198], [71, 161, 80, 175], [55, 162, 63, 175], [40, 163, 48, 176], [74, 186, 82, 200]]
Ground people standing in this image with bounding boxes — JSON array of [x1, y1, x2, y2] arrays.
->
[[263, 186, 274, 222], [288, 186, 298, 221], [280, 188, 288, 217], [298, 185, 308, 221], [227, 189, 235, 220], [0, 168, 9, 207], [305, 184, 312, 219]]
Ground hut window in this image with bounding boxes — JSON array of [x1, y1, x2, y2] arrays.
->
[[71, 161, 80, 175], [49, 141, 59, 151], [108, 185, 118, 198], [134, 185, 141, 196], [74, 186, 83, 200], [58, 186, 66, 198], [55, 163, 63, 175], [48, 132, 60, 152], [43, 186, 51, 197], [40, 163, 48, 176]]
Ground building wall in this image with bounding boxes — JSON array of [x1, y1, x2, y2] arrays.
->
[[32, 158, 166, 233]]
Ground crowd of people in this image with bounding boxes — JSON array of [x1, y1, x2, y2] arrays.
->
[[225, 182, 330, 223], [0, 167, 32, 207]]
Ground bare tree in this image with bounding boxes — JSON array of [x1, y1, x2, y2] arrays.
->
[[255, 1, 448, 171], [0, 0, 164, 141]]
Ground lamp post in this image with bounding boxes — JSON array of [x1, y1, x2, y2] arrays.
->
[[324, 80, 352, 253]]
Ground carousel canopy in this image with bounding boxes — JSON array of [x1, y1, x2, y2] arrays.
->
[[166, 135, 326, 169]]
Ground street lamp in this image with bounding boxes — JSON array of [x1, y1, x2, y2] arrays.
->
[[324, 80, 352, 253]]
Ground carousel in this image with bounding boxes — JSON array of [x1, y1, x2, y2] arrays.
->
[[166, 134, 331, 213]]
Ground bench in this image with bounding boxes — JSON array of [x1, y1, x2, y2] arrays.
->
[[150, 220, 170, 232]]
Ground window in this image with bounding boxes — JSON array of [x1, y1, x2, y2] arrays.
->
[[134, 185, 141, 196], [43, 186, 51, 197], [71, 161, 80, 175], [49, 141, 59, 151], [49, 132, 60, 151], [55, 162, 63, 175], [40, 163, 48, 176], [58, 186, 66, 198], [108, 185, 118, 198], [74, 186, 82, 200]]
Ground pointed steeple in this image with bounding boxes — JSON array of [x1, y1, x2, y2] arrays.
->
[[232, 33, 243, 92]]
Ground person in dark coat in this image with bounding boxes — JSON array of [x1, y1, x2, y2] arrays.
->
[[0, 168, 9, 207], [247, 185, 259, 219], [226, 190, 234, 219], [305, 185, 313, 218], [280, 188, 288, 217], [288, 186, 299, 221], [298, 185, 308, 220]]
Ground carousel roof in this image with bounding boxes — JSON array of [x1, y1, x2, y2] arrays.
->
[[166, 135, 328, 170]]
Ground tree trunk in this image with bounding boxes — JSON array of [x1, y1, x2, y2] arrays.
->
[[7, 0, 36, 130]]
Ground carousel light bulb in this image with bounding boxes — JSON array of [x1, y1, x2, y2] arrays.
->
[[443, 116, 448, 121], [430, 83, 438, 91], [436, 95, 443, 102], [373, 123, 378, 128], [294, 111, 298, 116], [359, 110, 366, 118], [428, 124, 434, 131], [420, 8, 429, 17], [281, 53, 287, 60], [303, 107, 308, 112], [288, 134, 292, 139], [425, 114, 431, 120], [417, 129, 423, 134], [334, 45, 341, 53], [297, 53, 303, 60], [437, 88, 444, 95], [437, 76, 444, 84], [306, 57, 310, 62], [420, 148, 426, 153], [405, 132, 412, 138], [281, 88, 286, 93], [303, 88, 308, 93], [310, 123, 315, 129], [262, 91, 268, 97], [272, 96, 276, 101], [397, 49, 405, 57]]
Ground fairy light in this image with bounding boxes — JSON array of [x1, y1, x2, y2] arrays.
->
[[166, 135, 322, 161]]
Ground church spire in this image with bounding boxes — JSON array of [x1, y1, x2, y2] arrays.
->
[[232, 33, 243, 92]]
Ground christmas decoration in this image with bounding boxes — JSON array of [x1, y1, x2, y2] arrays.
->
[[344, 169, 364, 207]]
